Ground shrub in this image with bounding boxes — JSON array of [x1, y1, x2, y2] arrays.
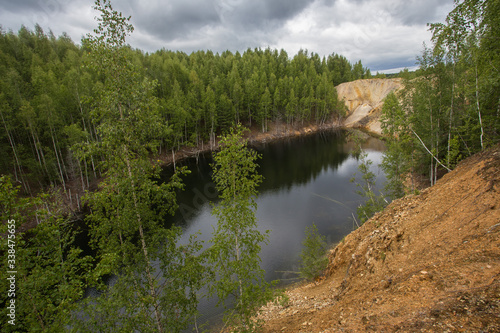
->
[[299, 224, 329, 280]]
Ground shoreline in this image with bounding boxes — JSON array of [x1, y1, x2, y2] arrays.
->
[[256, 144, 500, 332], [18, 118, 377, 231], [157, 119, 345, 167]]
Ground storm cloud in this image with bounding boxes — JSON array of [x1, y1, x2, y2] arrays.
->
[[0, 0, 454, 72]]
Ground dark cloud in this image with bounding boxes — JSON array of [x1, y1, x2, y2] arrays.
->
[[1, 0, 47, 12], [119, 0, 314, 44], [126, 0, 315, 54], [387, 0, 454, 26], [368, 57, 420, 73], [1, 0, 88, 16], [266, 0, 315, 20], [228, 0, 314, 28], [125, 0, 219, 41]]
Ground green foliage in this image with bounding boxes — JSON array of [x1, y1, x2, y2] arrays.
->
[[71, 2, 207, 332], [7, 0, 499, 330], [379, 250, 386, 262], [350, 143, 388, 224], [0, 20, 367, 193], [299, 224, 329, 280], [0, 175, 31, 222], [208, 124, 275, 332], [447, 134, 463, 168], [384, 0, 500, 188], [380, 92, 416, 198], [276, 293, 290, 308]]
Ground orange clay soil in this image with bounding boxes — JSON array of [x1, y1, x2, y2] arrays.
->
[[257, 144, 500, 332]]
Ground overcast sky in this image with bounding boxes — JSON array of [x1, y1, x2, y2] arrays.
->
[[0, 0, 454, 73]]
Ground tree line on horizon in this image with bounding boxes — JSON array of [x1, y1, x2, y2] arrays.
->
[[0, 22, 375, 195]]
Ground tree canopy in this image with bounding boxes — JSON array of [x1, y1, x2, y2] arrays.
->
[[0, 22, 369, 195], [381, 0, 500, 193]]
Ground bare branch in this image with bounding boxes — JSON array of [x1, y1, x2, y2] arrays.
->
[[411, 129, 452, 172]]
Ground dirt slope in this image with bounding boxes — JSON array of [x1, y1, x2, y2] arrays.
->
[[337, 78, 403, 135], [259, 144, 500, 332]]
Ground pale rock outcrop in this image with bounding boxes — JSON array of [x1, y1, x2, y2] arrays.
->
[[337, 78, 403, 135]]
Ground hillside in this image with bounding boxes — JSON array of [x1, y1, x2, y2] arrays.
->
[[258, 144, 500, 332], [337, 78, 403, 135]]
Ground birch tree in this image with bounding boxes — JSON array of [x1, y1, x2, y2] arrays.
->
[[73, 1, 206, 331], [209, 124, 275, 332]]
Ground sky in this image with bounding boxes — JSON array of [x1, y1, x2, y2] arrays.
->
[[0, 0, 455, 73]]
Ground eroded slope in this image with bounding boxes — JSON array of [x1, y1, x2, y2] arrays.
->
[[337, 78, 403, 135], [259, 144, 500, 332]]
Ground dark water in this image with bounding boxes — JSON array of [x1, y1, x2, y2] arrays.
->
[[164, 129, 387, 328]]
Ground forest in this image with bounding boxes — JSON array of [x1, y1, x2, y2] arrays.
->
[[1, 0, 499, 331], [0, 1, 371, 331], [380, 0, 499, 199]]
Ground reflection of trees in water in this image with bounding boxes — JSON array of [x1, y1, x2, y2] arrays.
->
[[343, 136, 387, 153], [163, 130, 386, 226]]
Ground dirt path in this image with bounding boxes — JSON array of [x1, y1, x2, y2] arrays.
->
[[258, 144, 500, 332]]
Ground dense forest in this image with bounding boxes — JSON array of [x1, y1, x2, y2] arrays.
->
[[0, 0, 372, 331], [0, 21, 374, 196], [1, 0, 499, 331]]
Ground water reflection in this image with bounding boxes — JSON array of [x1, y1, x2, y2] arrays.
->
[[255, 130, 350, 192], [162, 129, 387, 329]]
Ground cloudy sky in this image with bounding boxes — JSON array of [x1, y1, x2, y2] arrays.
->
[[0, 0, 454, 72]]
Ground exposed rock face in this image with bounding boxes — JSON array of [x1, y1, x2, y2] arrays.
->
[[337, 78, 403, 135]]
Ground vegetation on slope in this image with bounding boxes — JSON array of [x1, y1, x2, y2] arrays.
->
[[381, 0, 500, 195]]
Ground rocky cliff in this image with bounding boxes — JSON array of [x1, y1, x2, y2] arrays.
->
[[337, 78, 403, 135], [258, 144, 500, 332]]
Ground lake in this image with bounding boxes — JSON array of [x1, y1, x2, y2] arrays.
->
[[163, 128, 387, 328]]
